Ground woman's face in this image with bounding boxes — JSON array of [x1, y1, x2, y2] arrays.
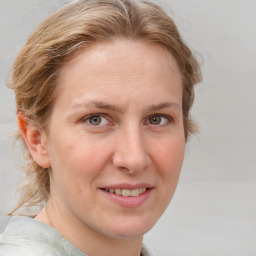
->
[[43, 39, 185, 239]]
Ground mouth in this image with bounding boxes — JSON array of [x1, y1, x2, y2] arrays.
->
[[102, 188, 148, 197], [100, 184, 153, 207]]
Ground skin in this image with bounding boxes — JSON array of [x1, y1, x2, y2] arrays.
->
[[21, 39, 185, 256]]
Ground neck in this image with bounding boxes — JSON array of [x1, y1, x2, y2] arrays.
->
[[36, 200, 143, 256]]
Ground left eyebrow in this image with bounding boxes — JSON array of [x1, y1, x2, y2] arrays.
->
[[146, 102, 181, 112]]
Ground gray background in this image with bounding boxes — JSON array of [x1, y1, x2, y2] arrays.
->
[[0, 1, 255, 255]]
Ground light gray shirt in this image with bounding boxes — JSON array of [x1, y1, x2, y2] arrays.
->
[[0, 216, 152, 256]]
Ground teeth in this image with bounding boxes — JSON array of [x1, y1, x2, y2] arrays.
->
[[122, 189, 130, 197], [104, 188, 147, 197], [115, 189, 122, 195], [131, 189, 139, 196]]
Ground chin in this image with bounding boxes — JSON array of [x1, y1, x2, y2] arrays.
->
[[102, 216, 157, 239]]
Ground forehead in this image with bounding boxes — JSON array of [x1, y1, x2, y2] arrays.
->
[[59, 39, 181, 81], [55, 39, 182, 107]]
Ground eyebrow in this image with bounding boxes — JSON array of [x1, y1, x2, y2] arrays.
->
[[71, 100, 181, 113], [71, 101, 123, 113], [147, 102, 181, 112]]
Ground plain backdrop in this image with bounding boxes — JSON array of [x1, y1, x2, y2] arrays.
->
[[0, 1, 255, 255]]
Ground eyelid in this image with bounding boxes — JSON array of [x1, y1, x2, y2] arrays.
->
[[145, 113, 173, 125], [79, 113, 174, 127], [80, 113, 112, 126]]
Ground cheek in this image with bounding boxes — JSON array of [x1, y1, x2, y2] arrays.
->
[[50, 136, 111, 191], [149, 137, 185, 218], [68, 137, 112, 170], [152, 136, 185, 178]]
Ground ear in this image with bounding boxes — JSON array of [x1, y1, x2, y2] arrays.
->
[[18, 113, 51, 168]]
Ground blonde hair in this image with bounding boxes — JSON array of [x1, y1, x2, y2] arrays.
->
[[9, 0, 202, 214]]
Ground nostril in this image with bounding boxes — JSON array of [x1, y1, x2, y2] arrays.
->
[[112, 136, 151, 173]]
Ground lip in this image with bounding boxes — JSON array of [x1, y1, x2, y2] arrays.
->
[[100, 183, 154, 208], [102, 183, 153, 190]]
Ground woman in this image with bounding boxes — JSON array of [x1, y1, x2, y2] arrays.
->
[[0, 0, 201, 255]]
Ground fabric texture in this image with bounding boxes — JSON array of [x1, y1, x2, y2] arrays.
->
[[0, 216, 152, 256]]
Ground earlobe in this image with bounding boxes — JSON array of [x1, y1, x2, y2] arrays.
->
[[18, 113, 51, 168]]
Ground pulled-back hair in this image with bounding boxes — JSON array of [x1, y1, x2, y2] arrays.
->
[[9, 0, 201, 214]]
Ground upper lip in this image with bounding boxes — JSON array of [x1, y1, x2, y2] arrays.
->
[[101, 183, 153, 190]]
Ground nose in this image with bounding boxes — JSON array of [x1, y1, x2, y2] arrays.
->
[[112, 126, 152, 174]]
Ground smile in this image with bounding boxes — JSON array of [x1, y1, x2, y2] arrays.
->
[[102, 188, 147, 197]]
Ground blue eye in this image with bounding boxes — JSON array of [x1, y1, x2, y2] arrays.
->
[[148, 115, 169, 125], [87, 115, 108, 126]]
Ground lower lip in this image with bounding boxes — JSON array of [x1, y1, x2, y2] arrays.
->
[[101, 188, 153, 208]]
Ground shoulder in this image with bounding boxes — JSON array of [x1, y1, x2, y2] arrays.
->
[[0, 243, 51, 256], [0, 231, 58, 256], [0, 216, 82, 256]]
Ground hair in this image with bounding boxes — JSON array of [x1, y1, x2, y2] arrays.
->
[[8, 0, 202, 214]]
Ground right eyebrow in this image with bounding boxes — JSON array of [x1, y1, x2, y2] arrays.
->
[[71, 100, 124, 113]]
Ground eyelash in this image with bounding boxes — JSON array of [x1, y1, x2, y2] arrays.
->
[[81, 114, 111, 126], [80, 113, 173, 127], [146, 114, 173, 126]]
